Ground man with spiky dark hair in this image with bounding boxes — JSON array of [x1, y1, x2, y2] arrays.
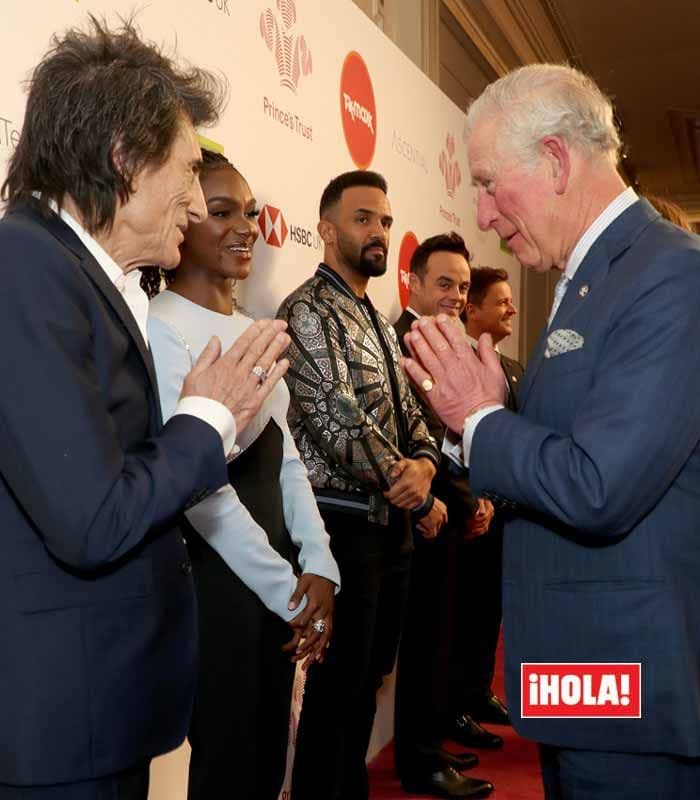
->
[[278, 170, 444, 800]]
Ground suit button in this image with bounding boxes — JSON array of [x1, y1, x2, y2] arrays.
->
[[181, 560, 193, 576]]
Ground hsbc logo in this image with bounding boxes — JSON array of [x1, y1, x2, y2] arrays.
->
[[258, 205, 288, 248], [258, 205, 321, 250]]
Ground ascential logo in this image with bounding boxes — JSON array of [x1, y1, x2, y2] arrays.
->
[[439, 133, 461, 198], [258, 205, 288, 248], [260, 0, 313, 93]]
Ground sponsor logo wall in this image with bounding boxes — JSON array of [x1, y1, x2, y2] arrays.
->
[[0, 0, 520, 350], [0, 2, 522, 797]]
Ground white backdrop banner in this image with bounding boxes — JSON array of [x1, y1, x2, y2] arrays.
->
[[0, 2, 520, 798], [1, 0, 520, 349]]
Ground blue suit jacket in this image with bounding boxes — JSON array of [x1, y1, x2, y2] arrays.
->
[[470, 200, 700, 756], [0, 203, 228, 785]]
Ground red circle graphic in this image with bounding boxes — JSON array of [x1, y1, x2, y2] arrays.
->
[[340, 51, 377, 169], [398, 231, 419, 309]]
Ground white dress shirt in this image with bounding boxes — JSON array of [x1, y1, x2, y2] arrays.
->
[[54, 203, 237, 454], [148, 290, 340, 622], [456, 187, 639, 467]]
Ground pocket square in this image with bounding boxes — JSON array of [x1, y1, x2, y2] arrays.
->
[[544, 328, 584, 358]]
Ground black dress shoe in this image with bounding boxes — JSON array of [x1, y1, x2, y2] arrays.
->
[[402, 767, 494, 798], [449, 715, 503, 749], [438, 747, 479, 771], [414, 744, 479, 771], [467, 692, 510, 726]]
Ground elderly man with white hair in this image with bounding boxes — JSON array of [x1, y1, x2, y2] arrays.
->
[[403, 64, 700, 799]]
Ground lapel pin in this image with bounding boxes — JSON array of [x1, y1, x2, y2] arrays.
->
[[578, 284, 589, 298]]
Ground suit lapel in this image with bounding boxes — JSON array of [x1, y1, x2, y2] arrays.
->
[[519, 199, 660, 410], [500, 356, 520, 411], [23, 203, 162, 413]]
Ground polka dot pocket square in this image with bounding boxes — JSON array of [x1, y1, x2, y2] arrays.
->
[[544, 328, 584, 359]]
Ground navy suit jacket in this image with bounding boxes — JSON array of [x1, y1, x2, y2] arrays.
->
[[0, 202, 228, 785], [469, 200, 700, 755]]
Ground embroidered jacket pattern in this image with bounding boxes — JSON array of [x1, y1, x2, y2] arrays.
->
[[277, 264, 439, 524]]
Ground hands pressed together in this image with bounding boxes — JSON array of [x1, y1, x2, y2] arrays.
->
[[467, 497, 495, 539], [401, 315, 505, 433], [282, 574, 336, 670], [181, 318, 291, 434]]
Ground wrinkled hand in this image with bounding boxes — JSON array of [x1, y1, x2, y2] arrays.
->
[[181, 319, 290, 433], [281, 574, 335, 670], [383, 457, 436, 509], [402, 315, 505, 434], [416, 497, 448, 539], [466, 497, 494, 539]]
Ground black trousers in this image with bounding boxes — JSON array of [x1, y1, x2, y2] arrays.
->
[[450, 524, 503, 713], [187, 539, 295, 800], [292, 509, 412, 800], [540, 744, 700, 799], [394, 529, 457, 778], [0, 765, 149, 800]]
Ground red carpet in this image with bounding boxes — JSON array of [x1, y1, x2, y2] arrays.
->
[[368, 638, 544, 799]]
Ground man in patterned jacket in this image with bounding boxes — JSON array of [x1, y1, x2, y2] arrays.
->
[[278, 170, 442, 800]]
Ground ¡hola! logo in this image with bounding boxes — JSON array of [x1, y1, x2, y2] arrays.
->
[[258, 205, 288, 248], [439, 133, 461, 198], [521, 663, 642, 719], [260, 0, 313, 93], [340, 51, 377, 170], [397, 232, 419, 309]]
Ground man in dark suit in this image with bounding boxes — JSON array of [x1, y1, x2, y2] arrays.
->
[[393, 233, 495, 799], [0, 18, 289, 799], [454, 267, 524, 730], [403, 63, 700, 798]]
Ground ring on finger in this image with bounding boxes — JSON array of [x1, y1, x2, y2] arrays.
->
[[251, 365, 267, 383], [421, 377, 434, 392], [311, 619, 326, 634]]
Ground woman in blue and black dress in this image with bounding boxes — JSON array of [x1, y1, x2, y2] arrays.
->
[[145, 150, 339, 800]]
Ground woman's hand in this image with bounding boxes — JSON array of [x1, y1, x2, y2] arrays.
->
[[282, 574, 335, 670]]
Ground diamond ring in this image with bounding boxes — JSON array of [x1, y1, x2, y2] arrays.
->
[[311, 619, 326, 634], [421, 378, 434, 392], [251, 365, 267, 382]]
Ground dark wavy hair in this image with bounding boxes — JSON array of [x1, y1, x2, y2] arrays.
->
[[2, 14, 226, 234], [139, 149, 237, 299], [409, 231, 470, 279]]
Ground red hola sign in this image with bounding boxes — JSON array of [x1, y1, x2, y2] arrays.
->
[[521, 663, 641, 718]]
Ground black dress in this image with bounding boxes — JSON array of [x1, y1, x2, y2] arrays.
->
[[187, 420, 298, 800]]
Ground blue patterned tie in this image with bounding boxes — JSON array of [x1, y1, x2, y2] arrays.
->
[[547, 274, 570, 329]]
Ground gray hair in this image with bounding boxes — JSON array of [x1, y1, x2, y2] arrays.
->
[[465, 64, 621, 168]]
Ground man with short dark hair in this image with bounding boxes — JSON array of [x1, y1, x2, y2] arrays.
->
[[0, 17, 289, 799], [465, 267, 519, 352], [278, 170, 442, 800], [393, 232, 495, 799]]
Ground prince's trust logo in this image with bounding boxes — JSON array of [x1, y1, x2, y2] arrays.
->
[[260, 0, 313, 93], [439, 132, 461, 198]]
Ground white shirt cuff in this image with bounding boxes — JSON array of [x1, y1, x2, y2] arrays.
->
[[442, 429, 465, 467], [173, 396, 238, 457], [462, 404, 503, 468]]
